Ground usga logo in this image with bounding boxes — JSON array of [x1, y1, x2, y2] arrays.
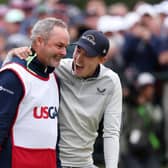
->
[[33, 106, 58, 119]]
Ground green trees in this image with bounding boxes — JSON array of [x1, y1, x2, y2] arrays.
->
[[71, 0, 161, 9]]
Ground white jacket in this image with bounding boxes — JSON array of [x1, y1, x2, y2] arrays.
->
[[55, 58, 122, 168]]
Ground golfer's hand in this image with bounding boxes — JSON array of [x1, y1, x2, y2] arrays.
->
[[8, 46, 32, 59]]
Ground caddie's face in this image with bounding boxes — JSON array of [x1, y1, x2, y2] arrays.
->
[[37, 26, 69, 67], [73, 46, 104, 78]]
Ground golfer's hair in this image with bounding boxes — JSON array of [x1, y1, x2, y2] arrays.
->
[[30, 17, 67, 42]]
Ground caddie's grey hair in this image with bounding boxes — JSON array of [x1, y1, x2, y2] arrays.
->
[[30, 17, 67, 42]]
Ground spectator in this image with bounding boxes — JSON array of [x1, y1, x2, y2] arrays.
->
[[120, 72, 163, 168], [4, 8, 25, 36], [122, 21, 161, 84]]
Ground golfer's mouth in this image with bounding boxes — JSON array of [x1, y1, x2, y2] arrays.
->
[[74, 63, 84, 72]]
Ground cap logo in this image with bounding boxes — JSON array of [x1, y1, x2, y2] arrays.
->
[[102, 49, 107, 54], [82, 34, 96, 45]]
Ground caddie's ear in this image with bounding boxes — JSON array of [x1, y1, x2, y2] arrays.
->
[[35, 36, 44, 46]]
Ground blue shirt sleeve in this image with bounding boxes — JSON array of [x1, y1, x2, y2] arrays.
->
[[0, 70, 24, 147]]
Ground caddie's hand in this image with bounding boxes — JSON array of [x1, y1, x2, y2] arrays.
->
[[8, 47, 32, 59]]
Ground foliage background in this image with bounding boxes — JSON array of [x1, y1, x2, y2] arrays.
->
[[71, 0, 162, 9], [0, 0, 163, 9]]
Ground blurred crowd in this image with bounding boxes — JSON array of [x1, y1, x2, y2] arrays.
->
[[1, 0, 168, 167]]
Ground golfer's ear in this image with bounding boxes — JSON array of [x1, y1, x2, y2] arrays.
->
[[99, 56, 106, 64]]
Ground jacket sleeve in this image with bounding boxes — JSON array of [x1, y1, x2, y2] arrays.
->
[[103, 73, 123, 168], [104, 136, 119, 168], [0, 70, 24, 150]]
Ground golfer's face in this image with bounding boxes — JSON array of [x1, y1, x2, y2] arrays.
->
[[73, 46, 102, 78]]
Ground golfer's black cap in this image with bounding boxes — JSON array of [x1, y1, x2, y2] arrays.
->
[[75, 30, 109, 57]]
